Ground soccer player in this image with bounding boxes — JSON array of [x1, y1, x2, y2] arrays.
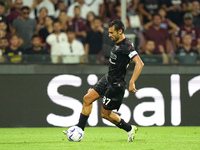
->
[[64, 19, 144, 142]]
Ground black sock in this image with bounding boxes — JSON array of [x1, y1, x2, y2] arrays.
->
[[77, 113, 89, 131], [116, 119, 132, 132]]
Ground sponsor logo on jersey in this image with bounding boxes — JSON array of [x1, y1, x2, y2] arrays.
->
[[110, 51, 117, 60]]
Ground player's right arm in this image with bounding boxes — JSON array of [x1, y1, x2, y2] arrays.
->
[[129, 55, 144, 93]]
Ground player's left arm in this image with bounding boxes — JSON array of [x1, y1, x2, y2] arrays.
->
[[129, 55, 144, 93]]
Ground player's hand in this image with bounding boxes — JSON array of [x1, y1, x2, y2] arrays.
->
[[129, 82, 138, 93]]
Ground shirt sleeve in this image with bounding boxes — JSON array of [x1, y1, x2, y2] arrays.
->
[[12, 19, 18, 30], [78, 41, 85, 55], [46, 34, 52, 45], [85, 31, 90, 44], [33, 20, 37, 32], [196, 27, 200, 40], [175, 28, 181, 39], [67, 5, 74, 18], [122, 40, 138, 59]]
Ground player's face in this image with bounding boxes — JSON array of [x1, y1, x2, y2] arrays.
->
[[108, 26, 120, 42]]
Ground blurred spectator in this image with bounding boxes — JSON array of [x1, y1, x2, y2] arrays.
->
[[7, 0, 23, 24], [101, 0, 113, 24], [58, 11, 68, 32], [39, 16, 53, 42], [182, 0, 193, 12], [12, 6, 37, 50], [140, 40, 169, 64], [11, 0, 37, 19], [85, 11, 95, 31], [0, 20, 10, 41], [84, 0, 103, 17], [26, 35, 48, 54], [144, 8, 178, 34], [85, 17, 103, 63], [176, 12, 200, 49], [144, 8, 178, 50], [0, 0, 11, 13], [54, 0, 66, 18], [175, 34, 199, 64], [138, 0, 164, 24], [110, 4, 130, 29], [102, 25, 115, 63], [5, 34, 23, 63], [162, 0, 183, 26], [127, 0, 139, 16], [142, 14, 170, 54], [0, 37, 8, 55], [30, 0, 55, 18], [67, 0, 90, 21], [191, 0, 200, 30], [68, 6, 86, 43], [64, 27, 85, 63], [46, 21, 68, 63], [0, 2, 9, 31], [37, 7, 48, 31]]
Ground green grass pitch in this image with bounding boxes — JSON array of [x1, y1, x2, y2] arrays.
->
[[0, 127, 199, 150]]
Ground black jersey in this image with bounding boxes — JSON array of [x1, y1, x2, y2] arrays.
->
[[108, 38, 138, 83]]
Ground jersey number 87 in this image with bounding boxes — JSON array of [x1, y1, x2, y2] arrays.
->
[[103, 96, 111, 105]]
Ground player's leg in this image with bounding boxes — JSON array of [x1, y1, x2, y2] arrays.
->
[[82, 88, 100, 116], [101, 106, 131, 131], [77, 88, 100, 131], [101, 106, 138, 142], [77, 74, 108, 131]]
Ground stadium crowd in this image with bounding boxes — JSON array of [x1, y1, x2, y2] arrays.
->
[[0, 0, 200, 64]]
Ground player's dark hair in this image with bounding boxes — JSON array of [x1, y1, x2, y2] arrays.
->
[[32, 34, 40, 40], [21, 6, 30, 11], [109, 19, 125, 33], [0, 1, 5, 7]]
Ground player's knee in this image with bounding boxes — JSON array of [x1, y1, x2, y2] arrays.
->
[[83, 95, 90, 106]]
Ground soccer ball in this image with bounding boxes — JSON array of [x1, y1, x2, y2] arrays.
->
[[66, 126, 84, 142]]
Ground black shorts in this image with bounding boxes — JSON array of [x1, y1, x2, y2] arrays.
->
[[93, 74, 126, 111]]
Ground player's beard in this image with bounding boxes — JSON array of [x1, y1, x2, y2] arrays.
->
[[112, 34, 119, 42]]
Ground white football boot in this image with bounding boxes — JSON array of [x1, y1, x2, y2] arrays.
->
[[127, 125, 138, 142]]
